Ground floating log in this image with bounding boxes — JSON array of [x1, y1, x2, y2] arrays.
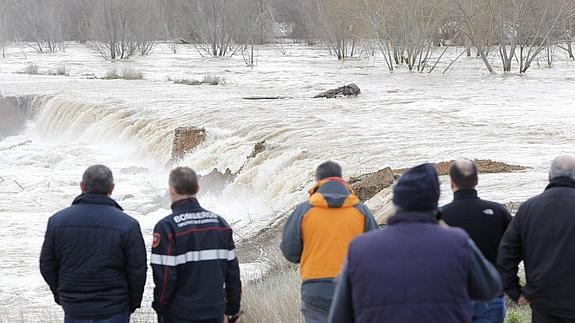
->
[[314, 83, 361, 98]]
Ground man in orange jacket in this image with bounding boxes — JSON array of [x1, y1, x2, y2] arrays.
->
[[281, 161, 378, 323]]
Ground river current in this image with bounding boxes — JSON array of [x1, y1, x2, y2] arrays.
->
[[0, 43, 574, 319]]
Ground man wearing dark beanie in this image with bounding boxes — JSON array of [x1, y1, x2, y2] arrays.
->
[[328, 163, 502, 323]]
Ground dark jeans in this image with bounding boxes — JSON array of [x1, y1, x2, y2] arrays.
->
[[301, 302, 329, 323], [64, 311, 130, 323], [532, 308, 575, 323], [471, 297, 506, 323]]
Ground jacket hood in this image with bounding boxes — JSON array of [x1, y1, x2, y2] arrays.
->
[[72, 193, 123, 210], [308, 177, 359, 208]]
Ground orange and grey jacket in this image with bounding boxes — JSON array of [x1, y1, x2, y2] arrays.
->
[[280, 177, 378, 311]]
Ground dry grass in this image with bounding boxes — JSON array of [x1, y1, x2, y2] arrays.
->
[[242, 260, 303, 323]]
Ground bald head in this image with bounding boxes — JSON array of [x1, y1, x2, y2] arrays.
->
[[449, 159, 478, 191], [549, 155, 575, 181]]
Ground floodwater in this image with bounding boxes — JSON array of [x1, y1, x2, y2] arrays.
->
[[0, 43, 574, 319]]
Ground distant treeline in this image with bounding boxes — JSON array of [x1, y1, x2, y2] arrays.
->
[[0, 0, 574, 73]]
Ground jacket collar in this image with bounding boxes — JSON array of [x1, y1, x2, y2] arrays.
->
[[545, 177, 575, 191], [308, 177, 359, 208], [171, 197, 202, 212], [388, 211, 438, 226], [453, 189, 478, 201], [72, 193, 123, 210]]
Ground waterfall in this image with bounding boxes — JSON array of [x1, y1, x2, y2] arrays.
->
[[33, 96, 175, 164], [0, 95, 48, 140]]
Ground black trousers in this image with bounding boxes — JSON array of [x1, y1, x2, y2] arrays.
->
[[532, 308, 575, 323]]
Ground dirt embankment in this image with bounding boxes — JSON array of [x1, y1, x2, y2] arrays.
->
[[350, 159, 527, 202], [170, 127, 206, 161]]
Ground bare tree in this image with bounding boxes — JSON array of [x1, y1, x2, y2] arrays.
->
[[242, 0, 275, 66], [295, 0, 366, 60], [88, 0, 159, 60], [159, 0, 194, 53], [0, 0, 11, 58], [190, 0, 245, 57], [15, 0, 68, 52], [364, 0, 451, 71], [453, 0, 497, 72], [557, 12, 575, 59]]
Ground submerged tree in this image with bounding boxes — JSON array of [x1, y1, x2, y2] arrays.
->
[[189, 0, 244, 57], [88, 0, 160, 60], [295, 0, 366, 60], [14, 0, 69, 52], [363, 0, 452, 71]]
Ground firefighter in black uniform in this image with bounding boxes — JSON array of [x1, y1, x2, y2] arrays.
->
[[151, 167, 241, 323]]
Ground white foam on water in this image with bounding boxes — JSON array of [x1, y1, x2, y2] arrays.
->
[[0, 43, 574, 316]]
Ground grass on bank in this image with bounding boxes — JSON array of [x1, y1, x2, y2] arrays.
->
[[242, 262, 303, 323], [506, 301, 531, 323]]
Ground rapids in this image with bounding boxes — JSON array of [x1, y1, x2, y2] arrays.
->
[[0, 43, 574, 319]]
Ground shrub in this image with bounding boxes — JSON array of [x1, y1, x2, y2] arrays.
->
[[21, 62, 39, 75], [55, 65, 70, 76], [168, 77, 202, 85], [202, 75, 224, 85], [102, 66, 143, 80], [121, 65, 143, 80], [103, 68, 121, 80], [168, 75, 225, 86]]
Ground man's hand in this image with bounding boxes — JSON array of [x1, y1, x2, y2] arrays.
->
[[518, 295, 530, 306], [224, 311, 242, 323]]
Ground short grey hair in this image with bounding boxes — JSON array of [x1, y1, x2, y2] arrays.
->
[[169, 167, 199, 195], [549, 155, 575, 181], [315, 161, 343, 181], [82, 165, 114, 194]]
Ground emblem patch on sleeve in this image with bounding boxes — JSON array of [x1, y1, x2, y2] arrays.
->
[[152, 233, 161, 248]]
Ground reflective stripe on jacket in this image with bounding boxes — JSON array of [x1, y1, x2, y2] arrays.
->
[[151, 198, 241, 321]]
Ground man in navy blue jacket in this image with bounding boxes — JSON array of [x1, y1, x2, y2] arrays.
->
[[151, 167, 241, 323], [40, 165, 147, 323], [328, 163, 502, 323]]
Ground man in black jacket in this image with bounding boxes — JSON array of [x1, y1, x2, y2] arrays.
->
[[498, 155, 575, 323], [151, 167, 241, 323], [442, 159, 512, 323], [40, 165, 147, 323]]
